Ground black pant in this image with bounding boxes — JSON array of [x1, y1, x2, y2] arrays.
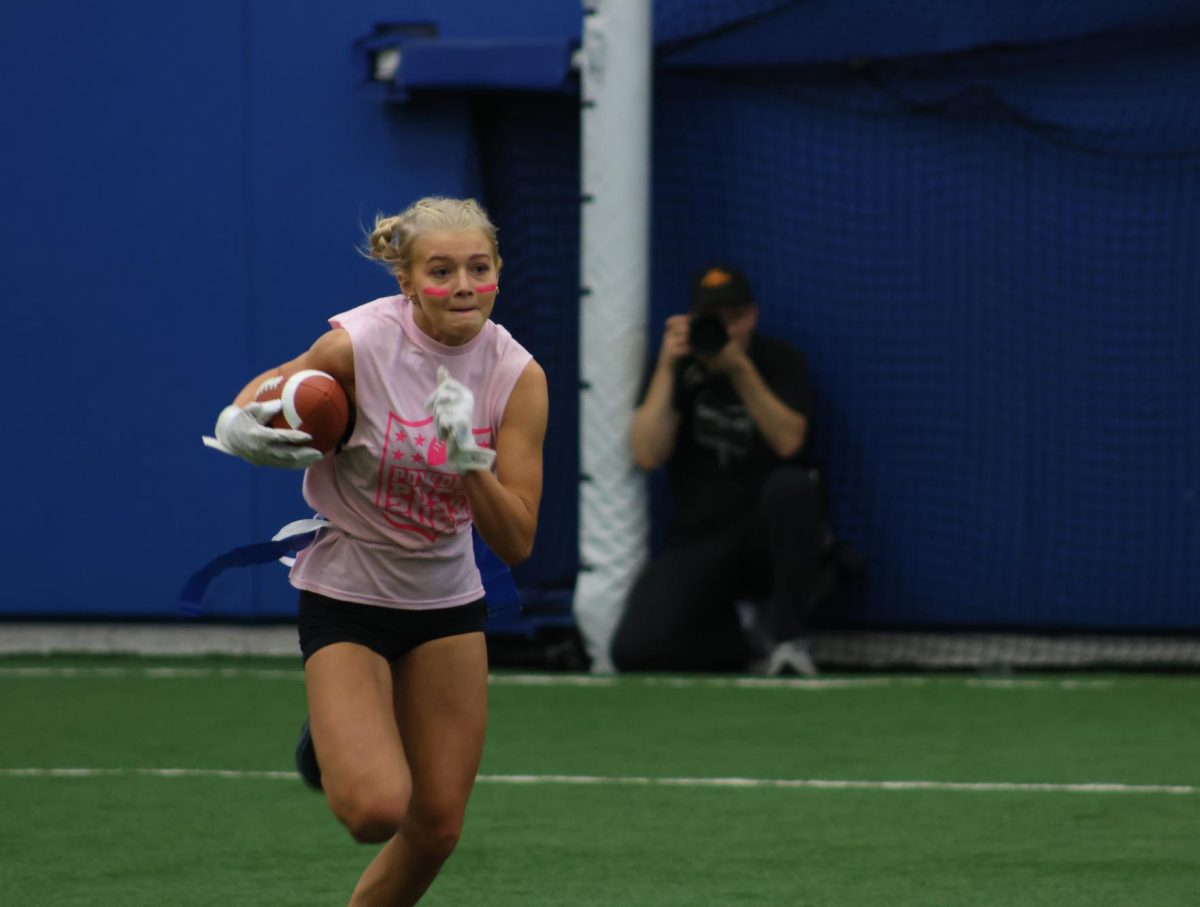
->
[[611, 467, 825, 672]]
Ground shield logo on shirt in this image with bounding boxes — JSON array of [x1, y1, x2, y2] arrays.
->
[[427, 438, 447, 467]]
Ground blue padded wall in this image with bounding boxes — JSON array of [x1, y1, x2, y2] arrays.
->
[[0, 0, 580, 620], [5, 1, 1197, 634]]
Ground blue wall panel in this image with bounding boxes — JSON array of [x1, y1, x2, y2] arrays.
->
[[0, 1, 580, 620], [2, 1, 256, 617], [10, 1, 1194, 634]]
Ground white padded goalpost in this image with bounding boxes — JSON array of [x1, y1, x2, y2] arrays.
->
[[574, 0, 653, 672]]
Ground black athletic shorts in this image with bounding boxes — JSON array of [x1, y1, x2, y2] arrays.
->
[[297, 590, 487, 663]]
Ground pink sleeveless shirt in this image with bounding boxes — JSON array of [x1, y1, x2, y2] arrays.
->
[[288, 294, 533, 609]]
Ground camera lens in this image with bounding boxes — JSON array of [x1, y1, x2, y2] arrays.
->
[[689, 314, 729, 355]]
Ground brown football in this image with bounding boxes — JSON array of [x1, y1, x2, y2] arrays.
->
[[254, 369, 349, 454]]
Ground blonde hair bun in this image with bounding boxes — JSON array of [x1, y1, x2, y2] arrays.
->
[[365, 197, 501, 279]]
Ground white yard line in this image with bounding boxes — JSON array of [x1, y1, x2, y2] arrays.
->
[[0, 767, 295, 780], [0, 766, 1192, 795], [0, 666, 304, 680], [0, 666, 1130, 690], [4, 625, 1196, 668], [480, 774, 1197, 795]]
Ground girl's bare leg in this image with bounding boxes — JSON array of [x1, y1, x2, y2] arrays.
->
[[348, 631, 488, 907]]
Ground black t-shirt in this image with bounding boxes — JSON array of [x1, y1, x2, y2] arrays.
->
[[655, 333, 813, 541]]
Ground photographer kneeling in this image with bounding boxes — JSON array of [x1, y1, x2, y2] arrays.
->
[[612, 265, 825, 675]]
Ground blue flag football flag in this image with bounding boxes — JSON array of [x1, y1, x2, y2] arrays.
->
[[181, 524, 520, 618]]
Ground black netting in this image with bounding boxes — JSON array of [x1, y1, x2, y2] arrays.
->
[[475, 94, 582, 591]]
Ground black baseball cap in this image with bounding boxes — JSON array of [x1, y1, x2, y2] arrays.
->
[[691, 265, 754, 314]]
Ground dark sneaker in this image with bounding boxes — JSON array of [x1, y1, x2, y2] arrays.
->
[[295, 718, 323, 791]]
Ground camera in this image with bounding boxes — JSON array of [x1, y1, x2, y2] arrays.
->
[[689, 313, 729, 356]]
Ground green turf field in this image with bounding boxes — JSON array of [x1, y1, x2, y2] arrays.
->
[[1, 655, 1197, 905]]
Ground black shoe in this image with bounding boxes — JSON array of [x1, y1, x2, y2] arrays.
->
[[295, 718, 323, 791]]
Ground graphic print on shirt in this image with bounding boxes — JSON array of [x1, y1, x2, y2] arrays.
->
[[375, 412, 492, 541], [692, 389, 753, 467]]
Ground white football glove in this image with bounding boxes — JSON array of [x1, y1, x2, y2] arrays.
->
[[205, 400, 323, 469], [444, 433, 497, 472], [425, 366, 496, 473]]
